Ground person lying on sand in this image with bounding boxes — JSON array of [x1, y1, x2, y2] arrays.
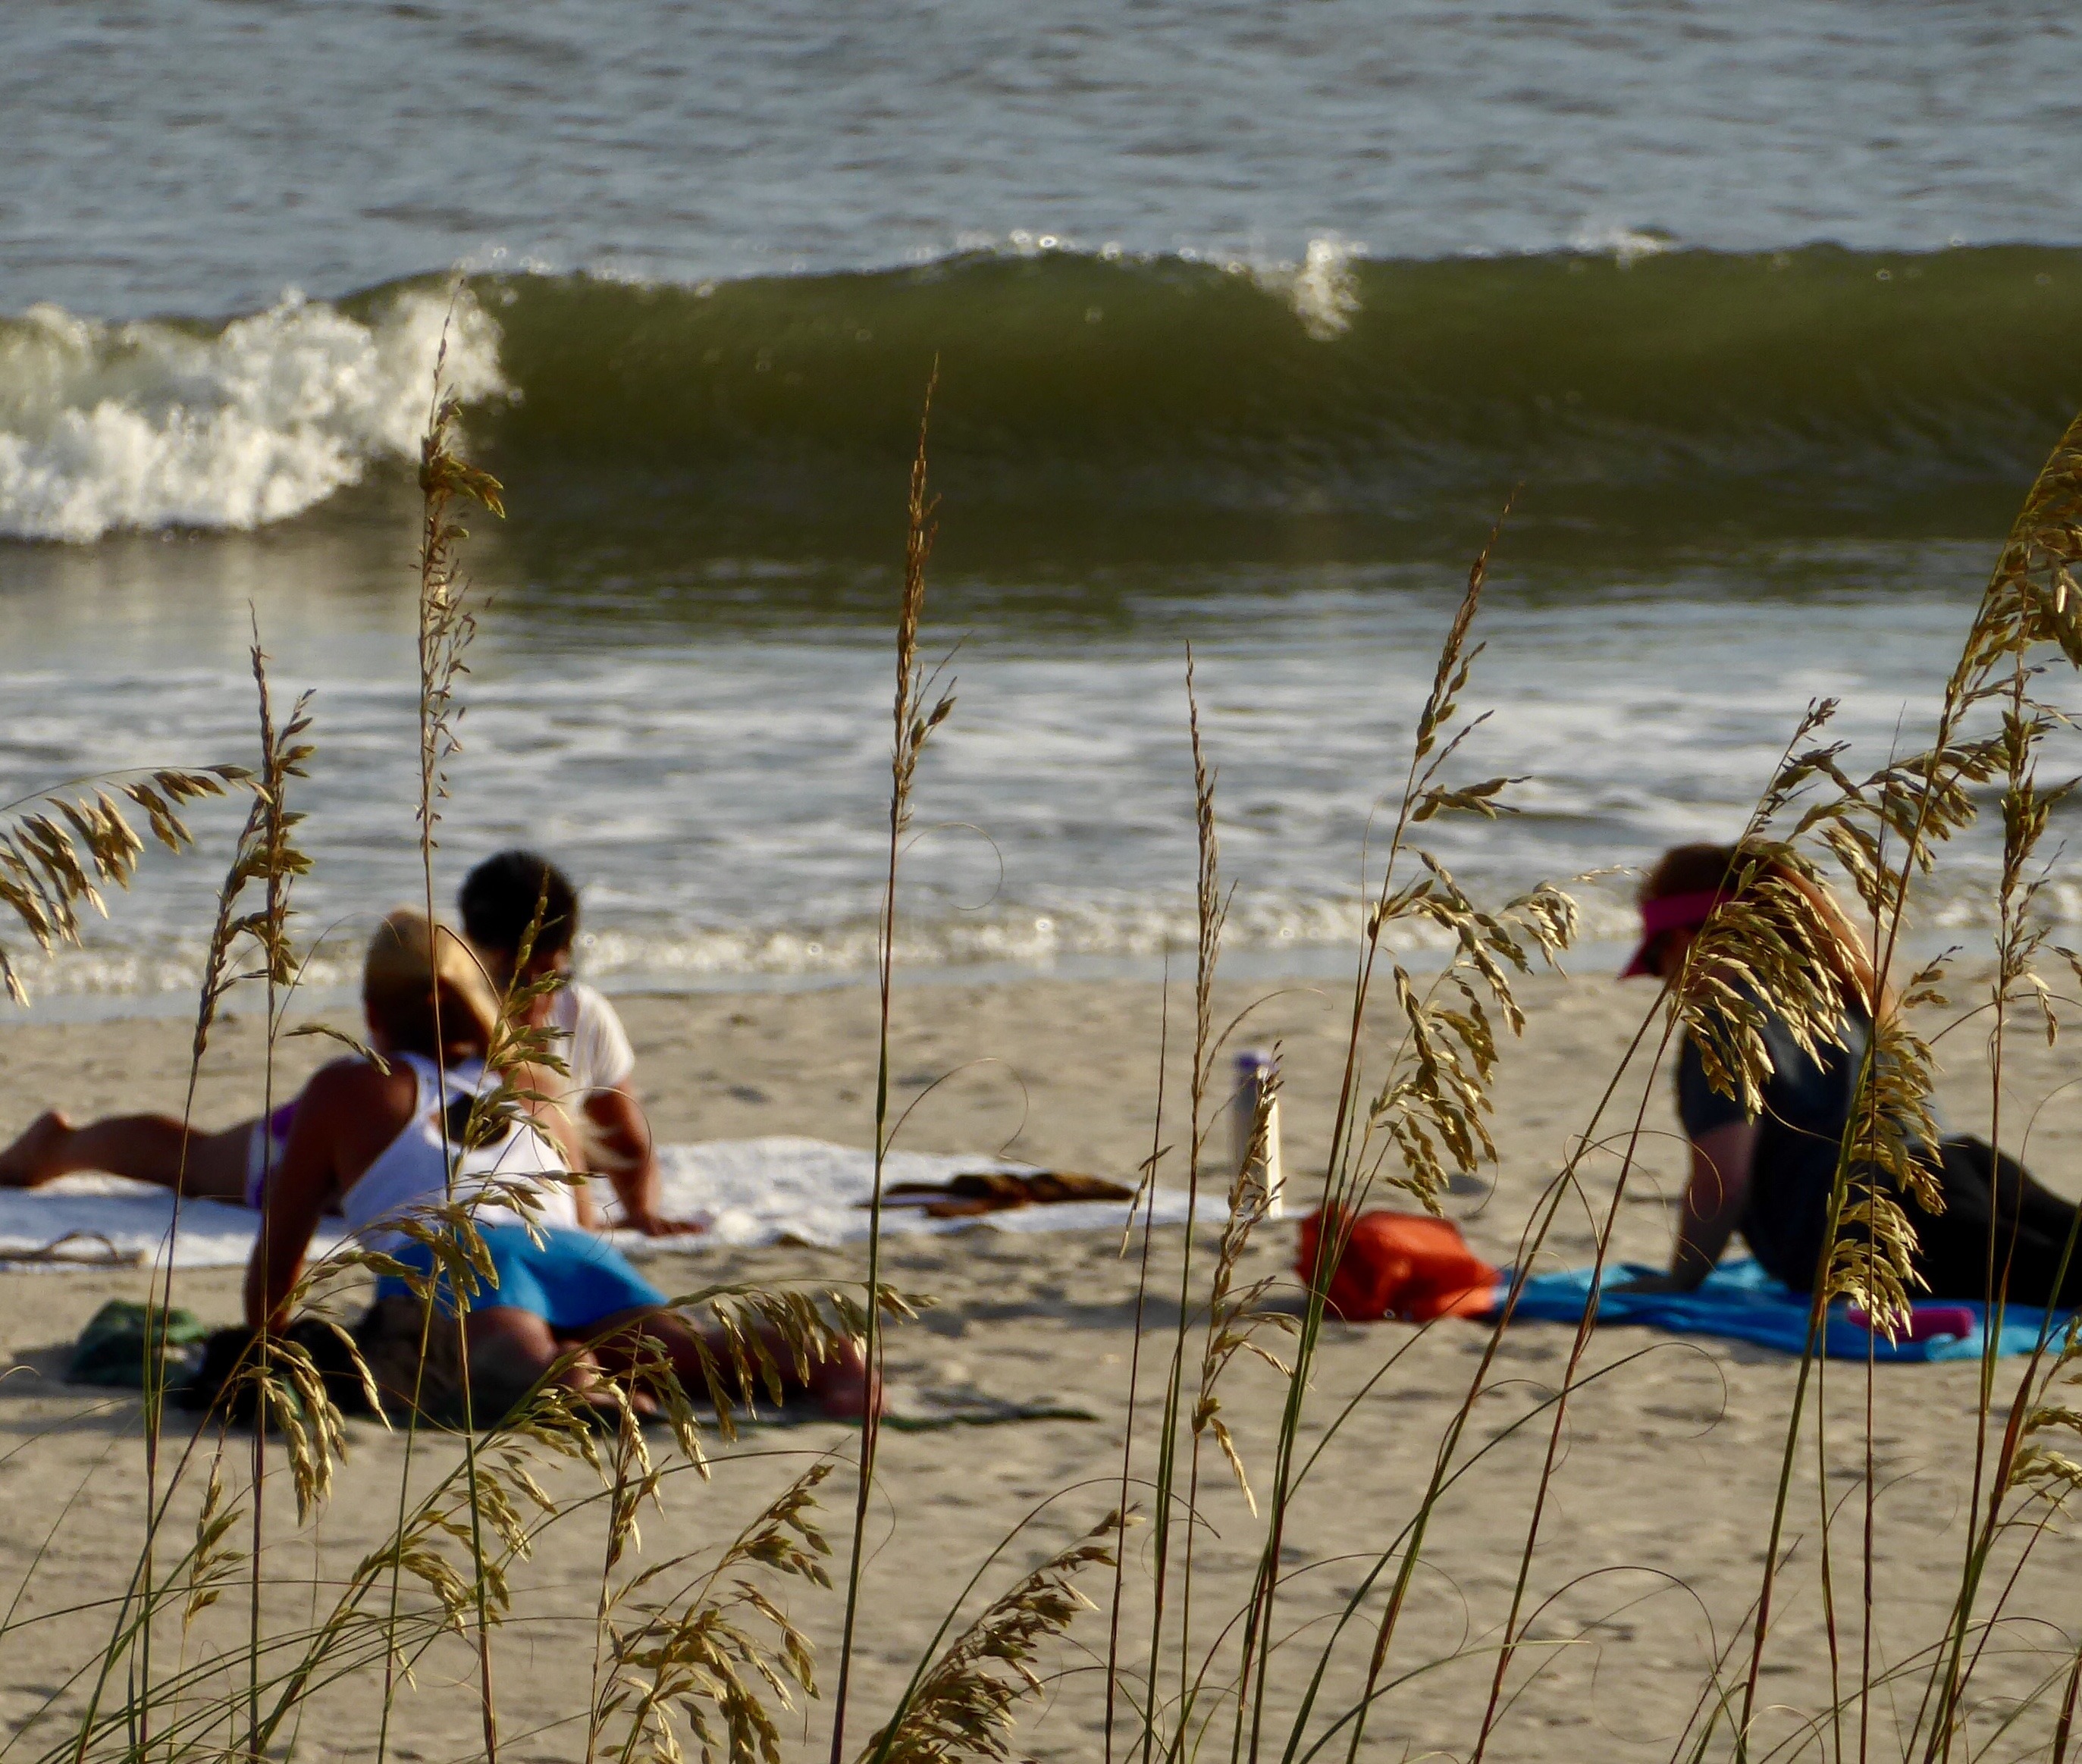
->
[[245, 909, 867, 1420], [0, 1071, 298, 1208], [1613, 841, 2082, 1307], [0, 852, 695, 1239], [459, 849, 696, 1236]]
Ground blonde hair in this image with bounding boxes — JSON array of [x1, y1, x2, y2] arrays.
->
[[362, 909, 502, 1058]]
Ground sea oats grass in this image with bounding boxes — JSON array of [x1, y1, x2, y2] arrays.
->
[[830, 366, 958, 1764], [395, 305, 512, 1764]]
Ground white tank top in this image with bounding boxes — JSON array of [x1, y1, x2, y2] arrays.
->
[[341, 1051, 581, 1247]]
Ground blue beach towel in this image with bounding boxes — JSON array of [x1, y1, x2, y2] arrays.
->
[[1493, 1258, 2074, 1362]]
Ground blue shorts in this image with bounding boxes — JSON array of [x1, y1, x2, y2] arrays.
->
[[376, 1223, 667, 1333]]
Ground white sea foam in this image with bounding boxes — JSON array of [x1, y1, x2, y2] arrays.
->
[[1570, 221, 1676, 268], [0, 558, 2046, 1009], [0, 287, 505, 543], [1250, 236, 1364, 340], [5, 863, 2051, 1012], [0, 885, 1626, 1007], [30, 873, 2041, 1008], [975, 230, 1367, 340]]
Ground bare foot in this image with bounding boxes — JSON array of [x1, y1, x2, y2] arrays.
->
[[0, 1111, 73, 1188], [809, 1342, 883, 1422], [557, 1344, 660, 1424]]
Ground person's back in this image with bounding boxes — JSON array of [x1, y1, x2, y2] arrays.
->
[[337, 1048, 575, 1245], [1676, 993, 1869, 1292]]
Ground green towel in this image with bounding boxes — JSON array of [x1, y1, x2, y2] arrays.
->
[[67, 1301, 211, 1390]]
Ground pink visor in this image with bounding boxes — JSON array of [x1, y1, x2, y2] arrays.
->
[[1620, 889, 1732, 978]]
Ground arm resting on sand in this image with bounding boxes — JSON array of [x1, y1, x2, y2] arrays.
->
[[1614, 1119, 1758, 1295], [583, 1086, 701, 1236]]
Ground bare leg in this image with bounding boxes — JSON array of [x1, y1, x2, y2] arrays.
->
[[0, 1111, 253, 1198], [465, 1304, 636, 1422], [586, 1305, 877, 1421]]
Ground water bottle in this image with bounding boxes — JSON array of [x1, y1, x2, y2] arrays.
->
[[1231, 1048, 1284, 1219]]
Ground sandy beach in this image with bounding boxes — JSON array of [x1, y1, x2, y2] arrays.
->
[[0, 970, 2076, 1762]]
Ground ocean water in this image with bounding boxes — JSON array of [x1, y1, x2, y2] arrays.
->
[[2, 2, 2079, 1006]]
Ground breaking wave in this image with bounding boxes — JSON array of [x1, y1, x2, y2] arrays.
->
[[0, 287, 503, 541], [9, 241, 2082, 543]]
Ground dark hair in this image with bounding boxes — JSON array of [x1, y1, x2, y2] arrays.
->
[[458, 850, 579, 960], [1641, 841, 1881, 1017]]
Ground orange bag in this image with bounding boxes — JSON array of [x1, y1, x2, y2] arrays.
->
[[1295, 1209, 1498, 1323]]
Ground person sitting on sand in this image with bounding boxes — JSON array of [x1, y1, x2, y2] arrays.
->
[[1616, 841, 2082, 1307], [246, 908, 866, 1418], [458, 849, 696, 1237]]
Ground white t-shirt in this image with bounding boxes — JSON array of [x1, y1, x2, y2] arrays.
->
[[547, 981, 638, 1104]]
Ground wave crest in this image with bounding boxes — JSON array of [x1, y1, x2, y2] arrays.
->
[[1250, 236, 1364, 340], [0, 287, 504, 542]]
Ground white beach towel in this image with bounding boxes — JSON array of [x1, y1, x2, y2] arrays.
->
[[0, 1137, 1206, 1271]]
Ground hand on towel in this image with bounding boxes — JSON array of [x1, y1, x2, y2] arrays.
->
[[1607, 1270, 1690, 1296]]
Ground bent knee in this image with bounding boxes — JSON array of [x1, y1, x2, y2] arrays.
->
[[466, 1305, 563, 1416]]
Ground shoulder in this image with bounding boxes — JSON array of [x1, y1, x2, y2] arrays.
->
[[564, 982, 637, 1086], [549, 981, 626, 1039], [566, 980, 616, 1025], [265, 1054, 418, 1213], [569, 982, 633, 1049], [298, 1054, 414, 1122]]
